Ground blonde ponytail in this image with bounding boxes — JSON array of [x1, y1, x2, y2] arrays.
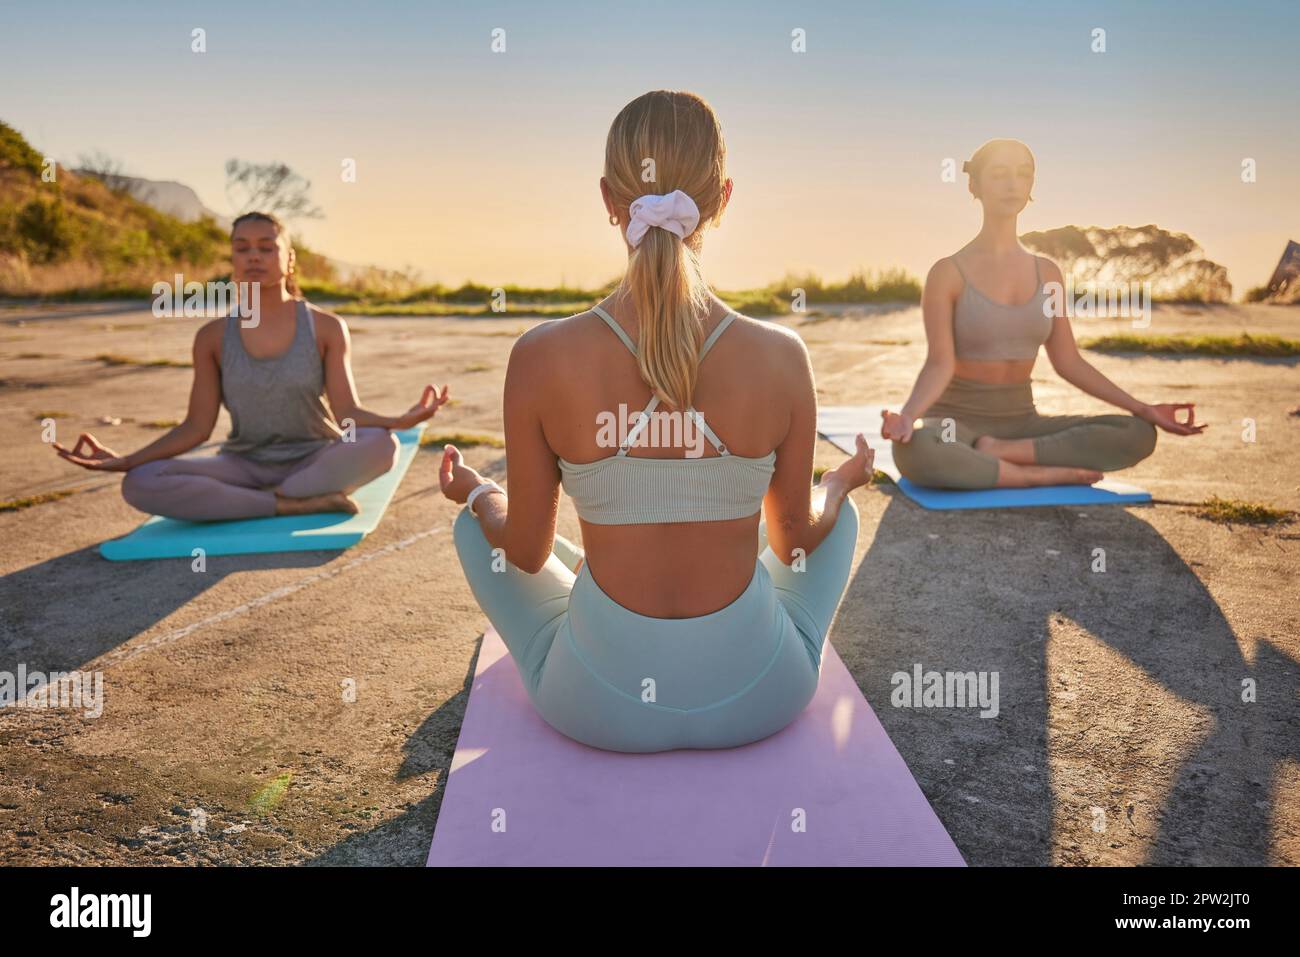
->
[[605, 91, 727, 411]]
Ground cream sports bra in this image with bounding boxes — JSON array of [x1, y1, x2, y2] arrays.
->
[[556, 305, 777, 526], [950, 255, 1054, 361]]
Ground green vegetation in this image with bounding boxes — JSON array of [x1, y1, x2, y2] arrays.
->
[[814, 464, 893, 486], [334, 300, 585, 318], [1, 489, 77, 512], [34, 410, 72, 419], [329, 269, 920, 319], [4, 122, 927, 310], [142, 419, 181, 429], [1196, 496, 1294, 525], [0, 121, 336, 298], [1021, 224, 1233, 302], [249, 772, 292, 815], [1079, 332, 1300, 358], [765, 268, 923, 306], [419, 431, 505, 450]]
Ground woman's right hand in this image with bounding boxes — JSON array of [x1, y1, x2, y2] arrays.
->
[[821, 432, 876, 492], [880, 409, 914, 443], [52, 433, 132, 471], [438, 444, 487, 504]]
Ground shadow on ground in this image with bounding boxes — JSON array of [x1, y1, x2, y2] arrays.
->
[[0, 546, 341, 675], [838, 492, 1296, 865]]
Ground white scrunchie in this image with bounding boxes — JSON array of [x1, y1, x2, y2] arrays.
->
[[625, 189, 701, 247]]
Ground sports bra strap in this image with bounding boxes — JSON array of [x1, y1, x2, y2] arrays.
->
[[591, 303, 737, 361], [688, 408, 729, 455], [618, 395, 660, 455], [590, 304, 638, 355], [594, 301, 736, 458], [1033, 256, 1041, 282], [950, 256, 967, 279], [697, 312, 736, 360]]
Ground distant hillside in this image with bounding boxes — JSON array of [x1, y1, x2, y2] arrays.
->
[[74, 172, 230, 228], [0, 121, 228, 297], [0, 121, 336, 298]]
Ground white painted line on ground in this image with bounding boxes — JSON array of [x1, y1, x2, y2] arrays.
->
[[97, 524, 447, 670]]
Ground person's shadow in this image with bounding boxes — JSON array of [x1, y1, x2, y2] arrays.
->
[[0, 546, 339, 678], [835, 492, 1296, 865]]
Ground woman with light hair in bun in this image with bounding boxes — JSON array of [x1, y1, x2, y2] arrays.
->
[[441, 90, 871, 753], [882, 138, 1204, 489]]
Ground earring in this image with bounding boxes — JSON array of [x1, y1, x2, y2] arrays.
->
[[609, 214, 619, 225]]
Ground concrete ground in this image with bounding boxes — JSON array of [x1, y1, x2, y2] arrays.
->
[[0, 300, 1296, 866]]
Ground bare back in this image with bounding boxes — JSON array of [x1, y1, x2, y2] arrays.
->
[[514, 303, 807, 618]]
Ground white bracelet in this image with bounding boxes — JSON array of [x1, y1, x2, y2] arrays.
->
[[466, 480, 505, 517]]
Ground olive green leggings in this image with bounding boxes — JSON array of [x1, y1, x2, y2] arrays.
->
[[892, 378, 1157, 489]]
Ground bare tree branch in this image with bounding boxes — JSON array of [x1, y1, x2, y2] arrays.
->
[[224, 159, 324, 221]]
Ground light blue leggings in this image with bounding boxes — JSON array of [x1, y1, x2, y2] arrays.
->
[[452, 496, 860, 753]]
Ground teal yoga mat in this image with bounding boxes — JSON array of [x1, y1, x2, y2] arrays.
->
[[817, 405, 1151, 511], [99, 426, 425, 561]]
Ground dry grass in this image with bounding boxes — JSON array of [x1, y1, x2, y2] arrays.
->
[[419, 431, 505, 450], [0, 489, 77, 512], [94, 353, 191, 368], [1197, 496, 1294, 525], [1080, 332, 1300, 357]]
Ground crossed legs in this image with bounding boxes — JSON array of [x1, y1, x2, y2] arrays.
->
[[893, 413, 1157, 490], [121, 427, 400, 521]]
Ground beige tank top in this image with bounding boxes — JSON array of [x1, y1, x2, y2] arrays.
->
[[950, 256, 1054, 361]]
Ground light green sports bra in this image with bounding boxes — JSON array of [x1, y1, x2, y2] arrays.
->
[[557, 305, 777, 526]]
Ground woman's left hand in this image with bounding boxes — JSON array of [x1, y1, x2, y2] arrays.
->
[[1139, 402, 1206, 435], [394, 383, 450, 430], [439, 444, 486, 504]]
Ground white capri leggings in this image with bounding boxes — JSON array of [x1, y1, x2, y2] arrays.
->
[[452, 495, 860, 753]]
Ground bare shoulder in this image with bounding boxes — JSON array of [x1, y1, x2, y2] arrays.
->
[[305, 303, 348, 343], [732, 311, 805, 357], [506, 314, 585, 387], [193, 317, 225, 354], [926, 256, 964, 290], [512, 312, 584, 357], [725, 313, 811, 393], [1034, 255, 1064, 283]]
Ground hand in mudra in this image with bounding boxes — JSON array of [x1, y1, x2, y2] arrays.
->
[[438, 444, 487, 504], [53, 433, 131, 471], [394, 383, 450, 430], [1141, 402, 1206, 436], [880, 409, 914, 443], [823, 433, 876, 491]]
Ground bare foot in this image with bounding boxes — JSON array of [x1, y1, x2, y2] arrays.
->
[[275, 491, 359, 516], [995, 461, 1103, 488], [975, 434, 1036, 465]]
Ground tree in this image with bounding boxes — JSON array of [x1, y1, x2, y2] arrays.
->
[[224, 159, 323, 221], [76, 150, 135, 195], [1021, 224, 1232, 302]]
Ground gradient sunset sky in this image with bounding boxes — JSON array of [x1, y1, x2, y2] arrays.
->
[[3, 0, 1297, 294]]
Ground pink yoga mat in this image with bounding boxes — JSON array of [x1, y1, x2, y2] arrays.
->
[[427, 627, 965, 867]]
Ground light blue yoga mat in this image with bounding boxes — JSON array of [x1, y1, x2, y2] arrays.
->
[[817, 405, 1151, 511], [100, 426, 425, 561]]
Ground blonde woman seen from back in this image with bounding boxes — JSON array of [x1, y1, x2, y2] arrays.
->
[[440, 90, 872, 754]]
